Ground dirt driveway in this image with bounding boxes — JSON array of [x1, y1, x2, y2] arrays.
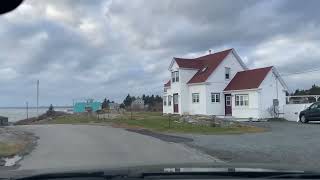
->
[[179, 120, 320, 169], [16, 125, 215, 170]]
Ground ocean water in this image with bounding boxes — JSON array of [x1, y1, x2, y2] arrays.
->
[[0, 108, 70, 122]]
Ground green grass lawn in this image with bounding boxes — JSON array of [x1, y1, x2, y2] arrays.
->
[[50, 114, 102, 124], [49, 112, 266, 134]]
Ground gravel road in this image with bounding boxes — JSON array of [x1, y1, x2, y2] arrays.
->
[[16, 125, 216, 170], [180, 121, 320, 169]]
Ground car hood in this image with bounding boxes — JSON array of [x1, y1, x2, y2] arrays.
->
[[0, 162, 314, 179]]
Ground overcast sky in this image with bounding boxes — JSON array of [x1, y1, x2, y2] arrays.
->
[[0, 0, 319, 106]]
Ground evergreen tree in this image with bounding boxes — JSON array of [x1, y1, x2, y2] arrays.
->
[[102, 98, 108, 109], [155, 95, 162, 103], [150, 95, 155, 105], [293, 84, 320, 95], [123, 94, 133, 107]]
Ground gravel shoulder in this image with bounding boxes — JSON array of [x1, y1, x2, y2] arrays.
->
[[177, 120, 320, 169]]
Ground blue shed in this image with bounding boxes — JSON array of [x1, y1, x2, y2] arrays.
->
[[74, 99, 101, 113]]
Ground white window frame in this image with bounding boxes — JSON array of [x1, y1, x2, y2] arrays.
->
[[192, 93, 200, 103], [171, 71, 179, 83], [175, 71, 179, 82], [211, 93, 220, 103], [235, 94, 249, 107], [171, 72, 175, 83], [225, 96, 231, 106], [163, 96, 167, 106], [168, 95, 172, 106], [225, 67, 231, 80]]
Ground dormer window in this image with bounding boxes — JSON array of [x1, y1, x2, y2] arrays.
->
[[225, 67, 230, 80], [171, 71, 179, 83]]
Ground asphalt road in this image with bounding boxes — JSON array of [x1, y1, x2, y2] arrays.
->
[[16, 125, 215, 170], [181, 121, 320, 169]]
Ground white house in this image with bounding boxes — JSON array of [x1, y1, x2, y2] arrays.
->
[[163, 48, 288, 119]]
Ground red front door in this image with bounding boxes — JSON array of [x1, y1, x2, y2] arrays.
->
[[225, 94, 232, 115], [173, 93, 179, 113]]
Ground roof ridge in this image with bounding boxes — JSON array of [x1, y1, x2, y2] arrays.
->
[[238, 66, 273, 73], [174, 48, 233, 60], [194, 48, 233, 60]]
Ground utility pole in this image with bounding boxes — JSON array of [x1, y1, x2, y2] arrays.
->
[[26, 101, 29, 120], [37, 80, 39, 116]]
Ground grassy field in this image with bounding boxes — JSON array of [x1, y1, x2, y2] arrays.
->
[[49, 112, 266, 135], [0, 142, 26, 157]]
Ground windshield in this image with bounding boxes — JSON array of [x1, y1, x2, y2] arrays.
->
[[0, 0, 320, 175]]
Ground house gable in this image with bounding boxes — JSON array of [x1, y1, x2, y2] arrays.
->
[[259, 68, 288, 93], [205, 50, 247, 84], [169, 60, 179, 71], [187, 49, 232, 84], [258, 67, 288, 118], [168, 49, 246, 85]]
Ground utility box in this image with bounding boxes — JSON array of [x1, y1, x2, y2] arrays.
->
[[0, 116, 8, 126]]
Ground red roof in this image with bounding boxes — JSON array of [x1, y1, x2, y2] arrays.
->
[[224, 66, 273, 91], [164, 80, 171, 87], [174, 49, 233, 84]]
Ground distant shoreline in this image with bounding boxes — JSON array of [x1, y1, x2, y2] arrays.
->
[[0, 106, 72, 109]]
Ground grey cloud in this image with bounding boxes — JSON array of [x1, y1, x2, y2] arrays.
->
[[0, 0, 318, 106]]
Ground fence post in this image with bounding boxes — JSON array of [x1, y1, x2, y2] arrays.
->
[[168, 114, 171, 128]]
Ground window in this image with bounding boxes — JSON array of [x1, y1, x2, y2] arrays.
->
[[171, 71, 179, 83], [211, 93, 220, 103], [192, 93, 200, 103], [171, 72, 175, 83], [225, 67, 230, 80], [175, 71, 179, 82], [168, 95, 172, 106], [226, 96, 231, 106], [235, 94, 249, 106], [164, 88, 167, 92], [163, 96, 167, 106], [310, 103, 320, 109]]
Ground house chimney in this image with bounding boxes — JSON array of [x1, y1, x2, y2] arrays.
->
[[209, 49, 212, 54]]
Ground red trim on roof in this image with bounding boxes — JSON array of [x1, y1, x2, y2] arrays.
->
[[224, 66, 273, 91], [174, 58, 203, 69], [164, 80, 171, 87], [174, 49, 233, 84]]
